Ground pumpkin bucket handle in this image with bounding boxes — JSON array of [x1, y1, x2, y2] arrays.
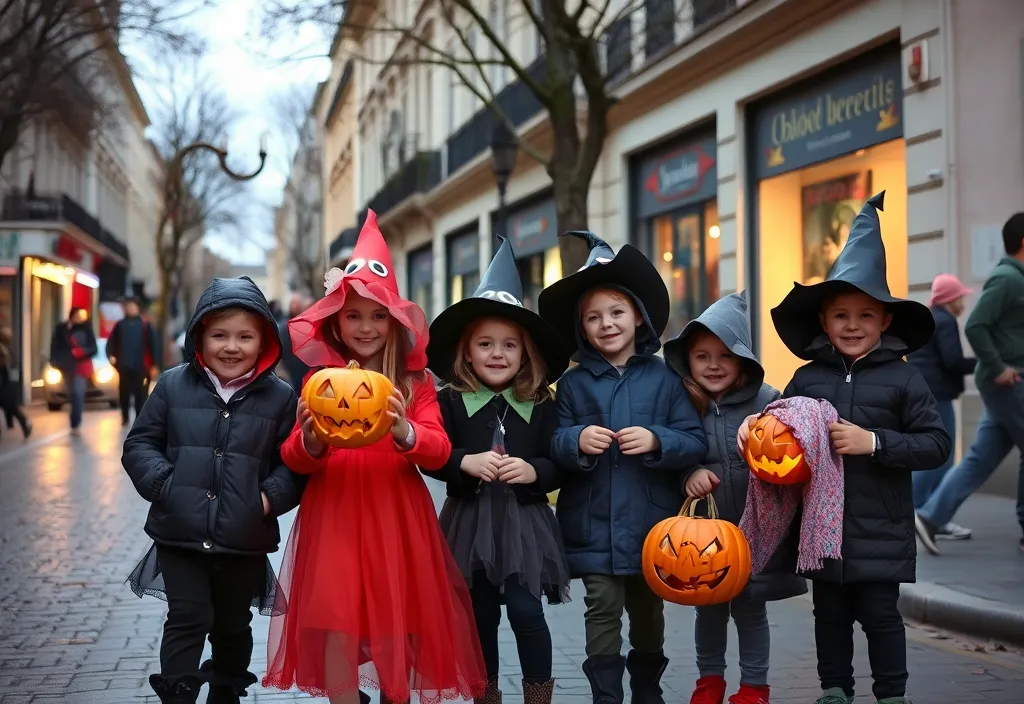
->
[[346, 360, 361, 369], [679, 495, 719, 520]]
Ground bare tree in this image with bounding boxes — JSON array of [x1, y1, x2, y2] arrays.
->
[[0, 0, 206, 173], [260, 0, 727, 272]]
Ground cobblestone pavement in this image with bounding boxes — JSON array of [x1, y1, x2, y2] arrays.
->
[[0, 408, 1022, 703]]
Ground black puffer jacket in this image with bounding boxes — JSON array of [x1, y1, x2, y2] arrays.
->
[[122, 277, 305, 556], [785, 334, 951, 583]]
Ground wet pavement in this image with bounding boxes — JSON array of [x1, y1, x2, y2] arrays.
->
[[0, 407, 1022, 702]]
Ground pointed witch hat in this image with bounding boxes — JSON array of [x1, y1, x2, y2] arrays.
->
[[771, 191, 934, 359], [537, 231, 670, 356], [427, 236, 570, 384]]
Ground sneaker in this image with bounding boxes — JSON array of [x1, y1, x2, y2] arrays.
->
[[814, 688, 852, 704], [914, 512, 940, 555], [728, 683, 769, 704], [689, 675, 726, 704], [936, 521, 972, 540]]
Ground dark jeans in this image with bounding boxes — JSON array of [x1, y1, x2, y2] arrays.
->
[[118, 367, 148, 423], [581, 574, 664, 657], [156, 545, 265, 685], [69, 375, 86, 429], [470, 571, 552, 683], [812, 581, 907, 700], [912, 399, 957, 509]]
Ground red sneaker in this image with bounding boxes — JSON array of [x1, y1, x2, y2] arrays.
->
[[689, 675, 727, 704], [728, 684, 770, 704]]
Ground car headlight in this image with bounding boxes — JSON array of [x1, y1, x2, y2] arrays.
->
[[95, 367, 115, 384], [43, 367, 62, 385]]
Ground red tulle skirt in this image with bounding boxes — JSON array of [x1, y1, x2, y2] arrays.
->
[[262, 445, 486, 702]]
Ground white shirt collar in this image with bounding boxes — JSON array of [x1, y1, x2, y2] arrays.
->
[[205, 366, 257, 403]]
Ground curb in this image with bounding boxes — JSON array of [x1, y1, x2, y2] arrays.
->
[[899, 582, 1024, 647]]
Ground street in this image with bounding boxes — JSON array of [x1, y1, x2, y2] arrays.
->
[[0, 408, 1022, 703]]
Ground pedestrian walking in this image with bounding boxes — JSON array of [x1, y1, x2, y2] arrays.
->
[[906, 273, 976, 539], [753, 191, 951, 704], [0, 327, 31, 438], [122, 276, 306, 704], [664, 291, 807, 704], [261, 211, 487, 704], [48, 307, 97, 431], [424, 236, 571, 704], [538, 231, 708, 704], [107, 296, 160, 426]]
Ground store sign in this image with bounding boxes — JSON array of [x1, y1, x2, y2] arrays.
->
[[53, 234, 84, 264], [504, 198, 558, 258], [636, 135, 718, 218], [0, 231, 20, 266], [752, 50, 903, 179], [447, 231, 479, 276]]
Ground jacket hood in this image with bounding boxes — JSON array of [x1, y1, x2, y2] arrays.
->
[[184, 276, 282, 379], [663, 291, 765, 400], [575, 284, 661, 372]]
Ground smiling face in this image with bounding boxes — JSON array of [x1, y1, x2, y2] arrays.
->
[[819, 290, 891, 359], [465, 318, 523, 390], [687, 330, 742, 400], [201, 309, 263, 383], [335, 293, 391, 365], [581, 288, 641, 366]]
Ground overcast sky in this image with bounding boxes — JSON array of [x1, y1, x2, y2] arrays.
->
[[123, 0, 332, 266]]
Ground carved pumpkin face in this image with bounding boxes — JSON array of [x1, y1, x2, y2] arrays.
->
[[745, 413, 811, 485], [302, 361, 395, 448], [641, 505, 751, 606]]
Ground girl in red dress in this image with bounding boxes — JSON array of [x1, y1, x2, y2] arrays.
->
[[262, 211, 486, 704]]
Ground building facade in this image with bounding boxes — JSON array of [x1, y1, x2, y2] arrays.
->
[[319, 37, 359, 270]]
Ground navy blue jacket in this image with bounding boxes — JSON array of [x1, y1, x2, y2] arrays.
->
[[907, 306, 975, 401], [551, 294, 708, 576]]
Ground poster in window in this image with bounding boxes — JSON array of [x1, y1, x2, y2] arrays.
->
[[801, 171, 871, 285]]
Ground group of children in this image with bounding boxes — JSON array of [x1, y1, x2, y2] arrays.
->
[[123, 192, 951, 704]]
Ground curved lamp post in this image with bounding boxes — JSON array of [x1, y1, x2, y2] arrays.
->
[[166, 138, 268, 208], [490, 123, 518, 248]]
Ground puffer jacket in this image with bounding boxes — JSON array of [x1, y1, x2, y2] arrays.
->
[[785, 334, 951, 583], [907, 306, 975, 401], [122, 277, 305, 556], [664, 291, 807, 602]]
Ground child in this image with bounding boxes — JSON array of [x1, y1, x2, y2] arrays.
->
[[740, 192, 951, 704], [123, 276, 305, 704], [423, 236, 571, 704], [261, 211, 487, 704], [663, 291, 807, 704], [538, 231, 709, 704]]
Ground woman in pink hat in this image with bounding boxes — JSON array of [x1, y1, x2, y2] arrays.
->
[[907, 273, 976, 539]]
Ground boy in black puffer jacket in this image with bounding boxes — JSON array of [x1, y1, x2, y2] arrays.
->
[[740, 192, 950, 704], [123, 277, 305, 704]]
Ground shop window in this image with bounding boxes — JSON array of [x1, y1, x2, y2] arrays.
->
[[407, 244, 434, 319], [515, 247, 562, 312], [447, 232, 480, 305], [644, 0, 674, 58], [605, 16, 632, 81]]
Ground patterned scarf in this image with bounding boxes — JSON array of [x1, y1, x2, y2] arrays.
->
[[739, 396, 844, 574]]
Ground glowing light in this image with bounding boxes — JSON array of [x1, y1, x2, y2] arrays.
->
[[662, 251, 673, 262], [708, 226, 721, 239], [75, 272, 99, 288], [43, 367, 62, 385], [95, 367, 115, 384]]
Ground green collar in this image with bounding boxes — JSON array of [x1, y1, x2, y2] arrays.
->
[[462, 387, 534, 423]]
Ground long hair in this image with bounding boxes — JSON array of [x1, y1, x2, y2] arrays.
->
[[323, 316, 421, 403], [445, 319, 553, 404], [681, 329, 747, 416]]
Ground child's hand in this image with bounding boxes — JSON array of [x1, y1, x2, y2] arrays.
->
[[297, 399, 326, 458], [829, 420, 875, 455], [684, 468, 720, 499], [736, 413, 759, 455], [617, 426, 659, 455], [261, 492, 271, 516], [580, 425, 616, 455], [461, 451, 501, 481], [496, 456, 537, 484], [387, 388, 411, 443]]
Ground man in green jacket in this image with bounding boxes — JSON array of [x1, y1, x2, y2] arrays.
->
[[916, 213, 1024, 555]]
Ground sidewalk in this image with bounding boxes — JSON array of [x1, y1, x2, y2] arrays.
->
[[900, 493, 1024, 646]]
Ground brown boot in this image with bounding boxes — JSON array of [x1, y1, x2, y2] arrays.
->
[[475, 679, 502, 704], [523, 679, 554, 704]]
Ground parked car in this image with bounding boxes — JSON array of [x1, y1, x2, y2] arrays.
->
[[43, 338, 119, 411]]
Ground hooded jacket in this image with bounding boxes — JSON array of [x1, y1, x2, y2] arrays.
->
[[664, 292, 806, 601], [551, 288, 708, 576], [122, 277, 305, 556]]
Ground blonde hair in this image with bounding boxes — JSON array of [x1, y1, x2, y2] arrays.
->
[[444, 319, 553, 404], [324, 316, 421, 403]]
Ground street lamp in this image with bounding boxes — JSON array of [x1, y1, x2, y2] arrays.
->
[[490, 123, 518, 247], [166, 137, 268, 212]]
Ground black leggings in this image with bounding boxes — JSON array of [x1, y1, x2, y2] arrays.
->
[[469, 571, 552, 683]]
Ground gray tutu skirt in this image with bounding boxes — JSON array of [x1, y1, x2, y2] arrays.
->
[[438, 483, 570, 604]]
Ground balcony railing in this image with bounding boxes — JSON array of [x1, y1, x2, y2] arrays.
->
[[367, 149, 443, 217], [328, 226, 358, 262], [1, 190, 130, 261]]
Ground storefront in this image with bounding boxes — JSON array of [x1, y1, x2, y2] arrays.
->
[[407, 244, 434, 319], [746, 42, 906, 387], [445, 225, 480, 305], [631, 129, 719, 340], [494, 193, 561, 310]]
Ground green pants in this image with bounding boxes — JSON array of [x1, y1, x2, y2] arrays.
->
[[582, 574, 665, 657]]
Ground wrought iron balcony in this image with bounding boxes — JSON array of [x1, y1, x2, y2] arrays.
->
[[367, 149, 443, 217], [1, 190, 130, 261], [328, 225, 358, 263]]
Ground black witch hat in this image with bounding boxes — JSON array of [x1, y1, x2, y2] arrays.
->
[[537, 231, 670, 356], [771, 191, 934, 359], [427, 236, 570, 384]]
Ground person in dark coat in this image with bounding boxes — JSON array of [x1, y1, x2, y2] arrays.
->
[[107, 296, 161, 426], [277, 295, 310, 393], [122, 276, 305, 704], [539, 231, 709, 704], [49, 307, 97, 431], [747, 192, 950, 704], [906, 274, 976, 538], [0, 327, 31, 438], [664, 291, 806, 704], [424, 235, 571, 704]]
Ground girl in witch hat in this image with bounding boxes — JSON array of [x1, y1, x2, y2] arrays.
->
[[261, 211, 487, 704], [424, 235, 572, 704], [737, 192, 951, 704]]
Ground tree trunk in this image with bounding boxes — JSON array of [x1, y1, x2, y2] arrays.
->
[[0, 115, 24, 178], [153, 264, 174, 362], [554, 181, 590, 274]]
